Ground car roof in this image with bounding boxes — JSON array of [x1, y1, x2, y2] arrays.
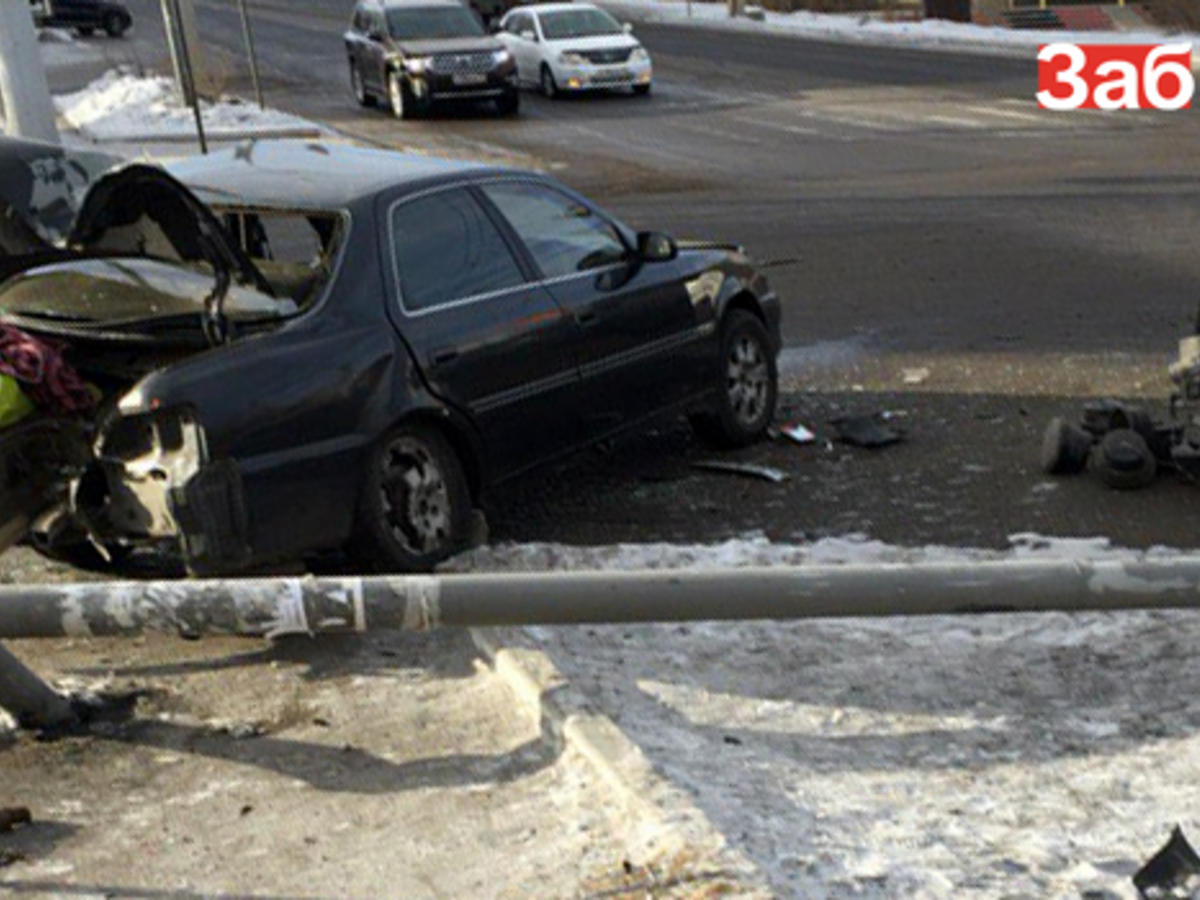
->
[[165, 140, 499, 210], [511, 2, 599, 14], [364, 0, 466, 9]]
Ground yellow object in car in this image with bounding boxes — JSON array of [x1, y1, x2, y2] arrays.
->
[[0, 375, 35, 428]]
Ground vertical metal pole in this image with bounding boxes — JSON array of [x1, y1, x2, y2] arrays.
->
[[158, 0, 188, 104], [0, 643, 75, 730], [0, 0, 60, 142], [237, 0, 265, 110], [168, 0, 208, 154]]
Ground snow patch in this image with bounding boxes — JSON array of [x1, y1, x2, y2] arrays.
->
[[55, 69, 322, 141], [444, 531, 1189, 573], [604, 0, 1200, 62]]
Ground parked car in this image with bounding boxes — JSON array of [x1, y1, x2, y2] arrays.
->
[[0, 137, 780, 574], [344, 0, 519, 118], [30, 0, 131, 37], [495, 2, 651, 97]]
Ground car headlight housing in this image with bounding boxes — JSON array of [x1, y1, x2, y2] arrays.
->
[[403, 56, 430, 74], [558, 51, 587, 66], [630, 46, 649, 63], [492, 49, 513, 66]]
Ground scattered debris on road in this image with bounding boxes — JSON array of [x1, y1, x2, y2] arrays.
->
[[830, 413, 905, 448], [1043, 321, 1200, 491], [1133, 826, 1200, 899], [0, 807, 30, 833], [777, 422, 817, 445], [691, 460, 789, 483]]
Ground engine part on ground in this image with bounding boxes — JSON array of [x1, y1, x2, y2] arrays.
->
[[1040, 416, 1093, 475], [1089, 428, 1157, 490]]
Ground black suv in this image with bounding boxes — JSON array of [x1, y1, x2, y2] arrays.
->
[[30, 0, 131, 37], [345, 0, 519, 118]]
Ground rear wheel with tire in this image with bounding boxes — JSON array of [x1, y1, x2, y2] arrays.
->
[[103, 12, 127, 37], [690, 309, 777, 448], [76, 26, 94, 36], [540, 65, 558, 99], [351, 424, 472, 572], [350, 62, 374, 107]]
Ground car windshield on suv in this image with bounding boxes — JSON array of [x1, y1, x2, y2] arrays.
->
[[539, 8, 623, 39], [386, 5, 485, 39]]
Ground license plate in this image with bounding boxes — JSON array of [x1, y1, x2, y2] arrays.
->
[[453, 74, 487, 86]]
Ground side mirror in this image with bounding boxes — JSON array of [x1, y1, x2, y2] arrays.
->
[[622, 21, 633, 33], [520, 28, 536, 41], [637, 231, 676, 262]]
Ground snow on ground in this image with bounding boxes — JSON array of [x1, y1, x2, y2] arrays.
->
[[55, 69, 322, 141], [445, 530, 1186, 571], [604, 0, 1200, 62], [447, 534, 1200, 897]]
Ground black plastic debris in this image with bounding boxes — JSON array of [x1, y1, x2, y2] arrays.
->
[[830, 414, 904, 449], [1133, 826, 1200, 898], [691, 460, 789, 483], [1090, 428, 1158, 490], [1041, 416, 1093, 475]]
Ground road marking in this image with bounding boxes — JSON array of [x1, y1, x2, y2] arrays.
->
[[728, 114, 845, 141], [926, 114, 990, 129], [964, 104, 1046, 123]]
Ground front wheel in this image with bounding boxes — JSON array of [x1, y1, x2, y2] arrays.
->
[[76, 26, 94, 36], [496, 89, 519, 116], [351, 424, 472, 572], [690, 310, 777, 448], [540, 65, 558, 99], [388, 70, 416, 119], [632, 82, 651, 96]]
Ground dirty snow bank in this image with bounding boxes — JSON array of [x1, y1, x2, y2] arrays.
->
[[55, 69, 322, 141], [448, 534, 1200, 898], [604, 0, 1200, 61], [445, 530, 1186, 571]]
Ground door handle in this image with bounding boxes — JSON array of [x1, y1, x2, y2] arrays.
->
[[431, 347, 459, 365], [575, 310, 598, 326]]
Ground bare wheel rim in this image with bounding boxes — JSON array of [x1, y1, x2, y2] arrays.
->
[[726, 334, 769, 428], [389, 72, 404, 118], [378, 437, 451, 555]]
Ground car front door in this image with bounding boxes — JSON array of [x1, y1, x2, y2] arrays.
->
[[478, 178, 708, 439], [383, 184, 583, 479], [499, 12, 537, 84]]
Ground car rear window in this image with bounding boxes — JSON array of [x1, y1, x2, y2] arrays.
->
[[391, 188, 525, 312]]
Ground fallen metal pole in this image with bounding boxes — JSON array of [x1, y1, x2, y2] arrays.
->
[[4, 558, 1200, 640], [0, 643, 75, 729]]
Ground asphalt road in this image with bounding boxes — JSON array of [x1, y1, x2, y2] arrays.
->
[[59, 2, 1200, 549]]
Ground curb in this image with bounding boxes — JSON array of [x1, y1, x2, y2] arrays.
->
[[470, 625, 770, 896]]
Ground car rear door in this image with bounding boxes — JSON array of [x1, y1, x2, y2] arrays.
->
[[477, 178, 707, 439], [382, 184, 583, 479]]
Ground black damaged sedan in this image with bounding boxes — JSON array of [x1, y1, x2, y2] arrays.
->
[[0, 138, 780, 574]]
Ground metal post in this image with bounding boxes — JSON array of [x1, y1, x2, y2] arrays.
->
[[0, 643, 75, 730], [5, 559, 1200, 641], [158, 0, 188, 104], [237, 0, 265, 110], [0, 0, 59, 142], [168, 0, 207, 154]]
